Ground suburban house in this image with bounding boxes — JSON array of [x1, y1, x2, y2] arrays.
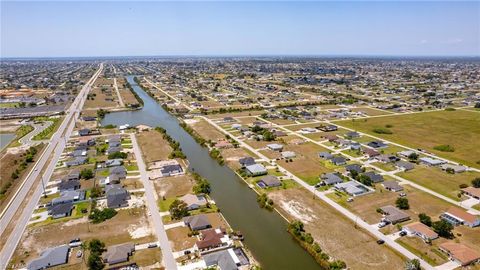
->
[[184, 214, 212, 231], [103, 242, 135, 265], [380, 205, 410, 224], [419, 157, 446, 166], [321, 173, 344, 185], [375, 154, 400, 163], [318, 151, 333, 160], [109, 166, 127, 181], [334, 181, 371, 196], [398, 150, 416, 158], [257, 175, 281, 188], [66, 171, 80, 181], [403, 222, 439, 241], [203, 248, 250, 270], [105, 159, 123, 167], [363, 171, 384, 183], [78, 128, 91, 136], [318, 124, 338, 132], [160, 164, 184, 177], [382, 181, 404, 192], [180, 193, 208, 210], [215, 140, 233, 149], [64, 157, 87, 167], [48, 202, 74, 219], [462, 187, 480, 200], [106, 185, 130, 209], [345, 164, 363, 174], [196, 228, 230, 252], [57, 179, 81, 191], [440, 164, 467, 173], [395, 161, 415, 171], [27, 245, 70, 270], [439, 242, 480, 266], [281, 151, 296, 159], [363, 148, 380, 158], [238, 157, 256, 168], [367, 141, 388, 149], [441, 207, 480, 227], [345, 131, 360, 139], [51, 190, 85, 205], [267, 143, 283, 152], [106, 146, 123, 155], [330, 156, 347, 166], [245, 164, 267, 176], [147, 160, 185, 179]]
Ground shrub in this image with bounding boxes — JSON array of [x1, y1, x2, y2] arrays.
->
[[472, 177, 480, 188], [433, 144, 455, 152], [89, 208, 117, 223], [372, 127, 393, 134], [396, 197, 409, 210]]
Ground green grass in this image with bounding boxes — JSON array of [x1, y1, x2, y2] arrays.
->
[[9, 125, 34, 147], [125, 163, 139, 171], [158, 197, 176, 212], [0, 102, 19, 108], [32, 117, 62, 140], [98, 170, 110, 177], [341, 149, 363, 158]]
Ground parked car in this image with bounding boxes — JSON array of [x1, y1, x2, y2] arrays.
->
[[76, 250, 83, 258], [399, 231, 407, 237], [376, 239, 385, 245], [148, 243, 158, 248], [347, 197, 354, 202], [378, 221, 388, 228], [399, 192, 407, 197]]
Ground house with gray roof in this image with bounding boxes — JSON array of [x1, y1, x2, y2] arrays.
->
[[204, 248, 249, 270], [238, 157, 255, 168], [380, 205, 410, 224], [180, 194, 207, 210], [103, 242, 135, 265], [245, 164, 267, 176], [318, 152, 333, 160], [106, 185, 130, 208], [57, 179, 80, 191], [320, 173, 343, 185], [419, 157, 446, 166], [105, 159, 123, 167], [64, 157, 87, 167], [331, 156, 347, 166], [257, 175, 281, 188], [27, 245, 69, 270], [345, 164, 363, 174], [184, 214, 211, 231], [363, 171, 384, 183], [51, 190, 85, 205], [382, 181, 404, 192], [48, 202, 73, 219], [395, 161, 415, 171], [334, 181, 371, 196]]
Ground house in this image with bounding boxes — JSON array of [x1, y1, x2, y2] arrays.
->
[[64, 157, 87, 167], [184, 214, 212, 231], [398, 150, 416, 158], [51, 190, 85, 205], [462, 187, 480, 200], [106, 146, 123, 155], [441, 207, 480, 227], [395, 161, 415, 171], [363, 171, 384, 183], [440, 164, 466, 173], [323, 134, 338, 142], [135, 124, 152, 132], [257, 175, 281, 188], [403, 222, 438, 241], [215, 140, 233, 149], [238, 157, 255, 168], [375, 154, 400, 163], [105, 159, 123, 167], [273, 130, 287, 137], [349, 142, 362, 151], [367, 141, 388, 149], [48, 202, 74, 219], [334, 181, 370, 196], [380, 205, 410, 224], [57, 179, 80, 191], [109, 166, 127, 180], [70, 149, 87, 157], [321, 173, 343, 185], [106, 185, 130, 209], [267, 143, 283, 152], [318, 124, 338, 132], [78, 128, 91, 136], [82, 116, 96, 121], [66, 171, 80, 181], [345, 131, 360, 139], [27, 245, 70, 270], [331, 156, 347, 166], [382, 181, 404, 192], [204, 248, 250, 270], [300, 127, 318, 134], [197, 228, 229, 251], [281, 151, 296, 159], [103, 242, 135, 265], [160, 164, 183, 177], [245, 164, 267, 176], [419, 157, 446, 166], [439, 242, 480, 266], [318, 152, 333, 160], [345, 164, 363, 174], [223, 117, 235, 122], [363, 148, 380, 158], [180, 194, 207, 210]]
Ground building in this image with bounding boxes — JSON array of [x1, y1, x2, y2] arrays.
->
[[363, 171, 384, 183], [462, 187, 480, 200], [395, 161, 415, 171], [318, 151, 333, 160], [403, 222, 438, 241], [203, 248, 250, 270], [321, 173, 343, 185], [318, 124, 338, 132], [180, 193, 208, 210], [367, 141, 388, 149], [380, 205, 410, 224], [57, 179, 80, 191], [334, 181, 371, 196], [267, 143, 283, 152], [103, 242, 135, 265], [419, 157, 446, 166], [48, 202, 74, 219], [245, 164, 267, 176], [345, 131, 360, 139], [238, 157, 255, 168], [441, 207, 480, 227], [439, 242, 480, 266], [106, 185, 130, 209], [345, 164, 363, 174], [281, 151, 296, 159], [27, 245, 70, 270], [440, 164, 467, 173], [257, 175, 281, 188], [363, 148, 380, 158], [331, 156, 347, 166], [184, 214, 211, 231], [196, 228, 229, 251], [382, 181, 404, 192]]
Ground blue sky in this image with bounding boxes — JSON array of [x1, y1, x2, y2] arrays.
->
[[1, 1, 479, 57]]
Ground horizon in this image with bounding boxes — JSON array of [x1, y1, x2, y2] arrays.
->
[[2, 1, 479, 58]]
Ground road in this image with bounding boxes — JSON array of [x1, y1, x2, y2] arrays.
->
[[112, 65, 125, 107], [18, 121, 53, 145], [201, 116, 435, 270], [0, 64, 103, 270], [130, 134, 177, 270]]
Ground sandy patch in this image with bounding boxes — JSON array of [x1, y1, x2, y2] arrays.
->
[[128, 223, 153, 239], [280, 200, 317, 223], [183, 119, 199, 124]]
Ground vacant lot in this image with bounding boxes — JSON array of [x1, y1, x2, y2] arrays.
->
[[351, 107, 394, 116], [190, 118, 225, 141], [337, 110, 480, 168], [136, 130, 172, 163], [269, 188, 405, 269], [166, 226, 197, 251], [154, 174, 195, 198], [397, 166, 480, 200], [206, 110, 265, 119]]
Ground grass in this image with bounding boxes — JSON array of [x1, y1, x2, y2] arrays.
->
[[158, 197, 176, 212], [32, 117, 61, 140], [337, 110, 480, 168], [396, 238, 447, 266], [0, 102, 19, 108], [9, 125, 34, 147], [125, 163, 139, 171]]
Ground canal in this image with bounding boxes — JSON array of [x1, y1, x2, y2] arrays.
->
[[102, 75, 319, 270]]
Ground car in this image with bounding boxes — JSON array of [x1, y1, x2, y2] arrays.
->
[[148, 243, 158, 248], [378, 222, 388, 228], [399, 231, 407, 237], [347, 197, 354, 202], [69, 238, 81, 243], [76, 250, 83, 258], [376, 239, 385, 245], [314, 183, 321, 188], [399, 192, 407, 197], [184, 250, 191, 255]]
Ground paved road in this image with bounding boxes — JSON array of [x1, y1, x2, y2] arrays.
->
[[202, 116, 436, 270], [0, 65, 103, 270], [112, 65, 125, 107], [18, 121, 53, 146], [130, 134, 177, 270]]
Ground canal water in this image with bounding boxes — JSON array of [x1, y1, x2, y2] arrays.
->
[[102, 76, 319, 270], [0, 133, 15, 150]]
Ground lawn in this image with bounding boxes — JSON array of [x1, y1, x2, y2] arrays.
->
[[190, 118, 226, 141], [337, 110, 480, 168], [32, 117, 62, 141], [396, 237, 448, 266]]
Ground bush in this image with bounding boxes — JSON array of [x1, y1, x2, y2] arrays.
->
[[396, 197, 409, 210], [80, 168, 94, 180], [433, 144, 455, 152], [418, 213, 432, 227], [88, 208, 117, 223], [372, 127, 393, 134], [108, 151, 127, 159], [472, 177, 480, 188], [432, 220, 454, 238]]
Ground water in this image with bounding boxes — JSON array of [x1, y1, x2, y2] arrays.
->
[[102, 76, 319, 270], [0, 133, 15, 150]]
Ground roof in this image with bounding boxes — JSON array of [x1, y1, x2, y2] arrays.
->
[[380, 205, 410, 223], [245, 164, 267, 174], [27, 245, 69, 270], [445, 207, 479, 224], [57, 179, 80, 191], [106, 185, 129, 208], [419, 157, 446, 165], [331, 156, 346, 164], [184, 214, 211, 230], [363, 171, 383, 183], [382, 181, 404, 191], [321, 173, 343, 185], [318, 151, 333, 159], [334, 181, 367, 195], [103, 242, 135, 264], [404, 222, 438, 239], [395, 161, 415, 170], [204, 249, 239, 270], [267, 143, 283, 149], [180, 194, 207, 208], [238, 157, 255, 166], [345, 164, 363, 173], [440, 242, 480, 265], [259, 175, 281, 187], [363, 147, 380, 157], [462, 187, 480, 198], [196, 228, 226, 250]]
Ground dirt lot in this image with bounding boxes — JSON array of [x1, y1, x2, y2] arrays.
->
[[166, 226, 197, 251], [351, 107, 395, 116], [269, 188, 405, 269], [136, 130, 172, 163], [10, 207, 155, 267], [206, 110, 265, 119], [190, 119, 225, 141], [154, 174, 195, 198], [337, 110, 480, 168]]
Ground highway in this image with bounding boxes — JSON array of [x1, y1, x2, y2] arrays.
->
[[0, 64, 103, 270]]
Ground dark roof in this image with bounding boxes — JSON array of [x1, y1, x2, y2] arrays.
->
[[345, 164, 363, 173], [321, 173, 343, 185], [27, 245, 69, 270], [183, 214, 211, 230], [331, 156, 346, 165], [106, 185, 129, 208], [49, 202, 73, 217], [160, 164, 183, 174], [363, 171, 384, 183], [258, 175, 281, 187], [239, 157, 256, 166], [57, 179, 80, 191]]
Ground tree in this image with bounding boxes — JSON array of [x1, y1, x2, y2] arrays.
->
[[169, 199, 189, 220], [432, 220, 454, 238], [193, 179, 211, 194], [395, 197, 409, 210], [474, 102, 480, 109], [472, 177, 480, 188], [288, 220, 304, 237], [358, 174, 372, 186], [408, 152, 418, 161], [418, 213, 432, 227], [87, 239, 105, 270], [405, 259, 421, 270], [80, 168, 94, 180], [262, 130, 275, 141]]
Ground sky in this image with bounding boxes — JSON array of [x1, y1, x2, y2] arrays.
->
[[1, 1, 479, 57]]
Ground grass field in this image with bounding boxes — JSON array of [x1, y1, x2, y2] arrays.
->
[[136, 130, 172, 163], [337, 110, 480, 168]]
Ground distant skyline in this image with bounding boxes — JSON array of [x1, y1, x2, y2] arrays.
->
[[1, 1, 479, 58]]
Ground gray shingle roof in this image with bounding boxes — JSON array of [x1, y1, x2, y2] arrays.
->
[[27, 245, 69, 270]]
